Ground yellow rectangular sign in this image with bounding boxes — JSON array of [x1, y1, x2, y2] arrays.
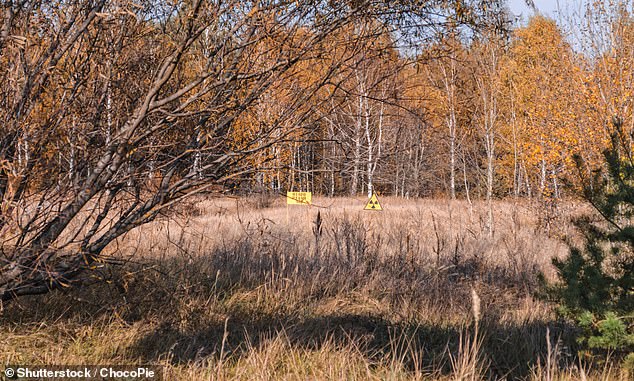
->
[[286, 191, 312, 205]]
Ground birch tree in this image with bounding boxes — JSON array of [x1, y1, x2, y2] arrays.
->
[[0, 0, 505, 301]]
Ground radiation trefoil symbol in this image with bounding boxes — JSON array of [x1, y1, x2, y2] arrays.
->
[[364, 193, 383, 211]]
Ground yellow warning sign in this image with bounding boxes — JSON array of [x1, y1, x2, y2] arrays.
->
[[287, 191, 312, 205], [364, 193, 382, 211]]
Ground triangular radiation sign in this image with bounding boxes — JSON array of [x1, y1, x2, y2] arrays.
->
[[364, 193, 383, 211]]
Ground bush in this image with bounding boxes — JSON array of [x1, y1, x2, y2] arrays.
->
[[545, 117, 633, 361]]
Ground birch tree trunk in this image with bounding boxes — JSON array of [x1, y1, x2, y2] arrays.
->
[[440, 51, 458, 200]]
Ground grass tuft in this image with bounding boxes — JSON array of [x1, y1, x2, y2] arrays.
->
[[1, 197, 626, 380]]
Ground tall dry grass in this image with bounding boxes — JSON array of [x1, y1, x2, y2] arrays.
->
[[1, 197, 630, 380]]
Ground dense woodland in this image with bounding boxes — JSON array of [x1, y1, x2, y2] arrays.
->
[[2, 0, 633, 204], [0, 0, 633, 299]]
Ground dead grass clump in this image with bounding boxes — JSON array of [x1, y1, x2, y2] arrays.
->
[[1, 198, 626, 380]]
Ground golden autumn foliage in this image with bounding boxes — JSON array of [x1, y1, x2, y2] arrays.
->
[[499, 16, 600, 197], [3, 3, 630, 202]]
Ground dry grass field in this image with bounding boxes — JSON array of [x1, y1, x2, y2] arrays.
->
[[1, 196, 630, 380]]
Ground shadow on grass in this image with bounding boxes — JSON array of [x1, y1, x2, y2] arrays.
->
[[1, 266, 577, 380], [1, 227, 578, 380], [127, 307, 576, 380]]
